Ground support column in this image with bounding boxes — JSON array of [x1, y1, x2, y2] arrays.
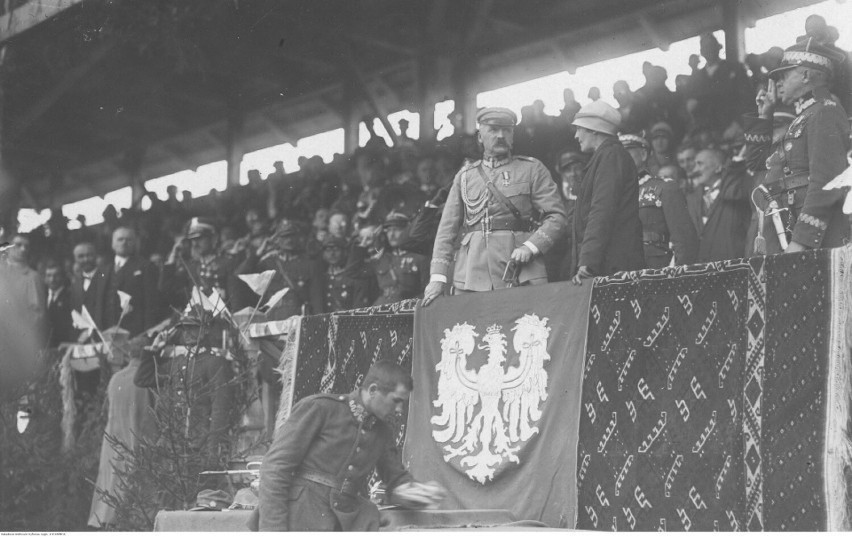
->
[[343, 75, 360, 154], [0, 45, 17, 236], [416, 55, 436, 142], [722, 0, 746, 63], [452, 57, 477, 133], [123, 148, 147, 207], [225, 107, 244, 188]]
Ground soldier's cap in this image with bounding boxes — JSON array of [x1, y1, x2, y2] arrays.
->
[[322, 235, 348, 250], [557, 150, 587, 170], [476, 107, 518, 127], [572, 100, 621, 136], [649, 122, 674, 139], [186, 217, 217, 239], [189, 489, 233, 511], [383, 211, 411, 229], [272, 219, 300, 238], [773, 105, 796, 127], [618, 133, 651, 151], [769, 37, 844, 79]]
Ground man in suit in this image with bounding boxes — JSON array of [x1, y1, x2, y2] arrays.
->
[[686, 148, 751, 262], [105, 227, 162, 337], [422, 107, 566, 306], [44, 262, 74, 348], [570, 101, 645, 284], [71, 241, 111, 332]]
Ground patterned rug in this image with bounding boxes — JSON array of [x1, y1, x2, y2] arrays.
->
[[576, 249, 852, 531]]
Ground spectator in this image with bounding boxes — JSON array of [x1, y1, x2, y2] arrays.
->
[[648, 121, 676, 174], [690, 33, 754, 134], [676, 144, 698, 184], [570, 101, 644, 284], [44, 261, 74, 348], [318, 236, 371, 313], [358, 212, 429, 306], [71, 241, 111, 332], [685, 148, 751, 262], [620, 134, 698, 268], [105, 227, 162, 336], [1, 233, 46, 340], [613, 80, 642, 133], [547, 148, 587, 281]]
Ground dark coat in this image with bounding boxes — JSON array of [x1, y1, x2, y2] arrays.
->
[[104, 256, 162, 336], [572, 137, 645, 276], [638, 172, 699, 268], [71, 269, 111, 332], [46, 286, 75, 347], [254, 392, 412, 531], [686, 162, 752, 263]]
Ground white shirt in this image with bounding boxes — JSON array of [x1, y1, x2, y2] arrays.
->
[[82, 269, 96, 292], [114, 256, 128, 271]]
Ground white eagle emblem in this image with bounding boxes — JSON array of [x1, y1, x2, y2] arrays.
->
[[430, 314, 551, 484]]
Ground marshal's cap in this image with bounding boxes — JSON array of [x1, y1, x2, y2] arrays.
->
[[186, 217, 216, 239], [476, 107, 518, 127], [769, 37, 843, 79]]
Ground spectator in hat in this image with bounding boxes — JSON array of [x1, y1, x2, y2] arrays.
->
[[547, 148, 586, 281], [690, 33, 754, 134], [422, 107, 566, 305], [354, 211, 429, 306], [570, 101, 645, 283], [648, 121, 676, 175], [620, 134, 698, 268], [744, 38, 851, 254]]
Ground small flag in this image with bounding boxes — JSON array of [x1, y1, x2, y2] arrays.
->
[[238, 270, 276, 297], [190, 286, 216, 313], [263, 287, 289, 311], [72, 306, 97, 333], [207, 288, 229, 318], [823, 165, 852, 214], [117, 290, 133, 315]]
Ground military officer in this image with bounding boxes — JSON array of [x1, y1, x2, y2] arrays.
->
[[620, 134, 698, 268], [235, 220, 322, 321], [320, 235, 371, 313], [367, 211, 429, 306], [253, 361, 440, 531], [751, 39, 851, 253], [422, 107, 566, 305]]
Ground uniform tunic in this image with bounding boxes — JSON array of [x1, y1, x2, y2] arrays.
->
[[320, 265, 371, 313], [255, 392, 412, 531], [430, 155, 566, 291], [638, 171, 698, 268], [369, 248, 429, 305], [743, 87, 851, 253], [572, 138, 645, 276]]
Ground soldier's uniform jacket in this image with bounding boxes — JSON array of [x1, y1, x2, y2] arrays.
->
[[743, 87, 851, 253], [134, 344, 234, 453], [638, 171, 699, 268], [255, 392, 412, 531], [369, 248, 429, 305], [430, 155, 566, 291], [320, 264, 371, 313]]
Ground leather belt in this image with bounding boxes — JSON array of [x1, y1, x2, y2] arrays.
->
[[764, 174, 809, 196], [296, 467, 360, 496], [461, 216, 533, 235]]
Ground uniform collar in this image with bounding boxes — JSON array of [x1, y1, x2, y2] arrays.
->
[[792, 88, 828, 115], [638, 170, 653, 186], [481, 155, 512, 169], [347, 391, 376, 429]]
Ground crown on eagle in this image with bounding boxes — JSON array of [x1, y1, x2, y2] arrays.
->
[[486, 323, 502, 335]]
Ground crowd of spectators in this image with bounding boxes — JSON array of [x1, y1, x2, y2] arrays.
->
[[2, 20, 851, 352]]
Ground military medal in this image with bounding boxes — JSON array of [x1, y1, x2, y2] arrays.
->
[[502, 171, 510, 187], [787, 190, 796, 206], [655, 200, 662, 207]]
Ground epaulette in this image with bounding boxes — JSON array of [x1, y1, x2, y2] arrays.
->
[[661, 177, 673, 183], [515, 155, 536, 162], [312, 393, 349, 403], [460, 160, 480, 173]]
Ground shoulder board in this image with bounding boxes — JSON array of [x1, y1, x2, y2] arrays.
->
[[514, 155, 536, 162], [661, 177, 673, 183], [460, 160, 480, 172]]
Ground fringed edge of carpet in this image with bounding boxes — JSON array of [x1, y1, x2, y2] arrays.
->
[[826, 245, 852, 531], [273, 315, 302, 433]]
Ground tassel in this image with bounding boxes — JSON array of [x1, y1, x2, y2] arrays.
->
[[753, 210, 767, 255]]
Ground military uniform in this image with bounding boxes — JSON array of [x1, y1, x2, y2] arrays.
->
[[368, 248, 428, 305], [638, 171, 699, 268], [430, 156, 565, 291], [743, 87, 850, 252], [254, 392, 412, 531], [239, 251, 323, 321], [321, 265, 371, 313], [748, 40, 852, 253]]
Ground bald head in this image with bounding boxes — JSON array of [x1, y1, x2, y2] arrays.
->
[[73, 242, 97, 273], [112, 227, 137, 257]]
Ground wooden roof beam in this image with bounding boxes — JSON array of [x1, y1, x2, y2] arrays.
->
[[638, 14, 671, 51]]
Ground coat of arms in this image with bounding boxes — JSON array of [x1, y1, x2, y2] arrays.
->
[[430, 314, 551, 484]]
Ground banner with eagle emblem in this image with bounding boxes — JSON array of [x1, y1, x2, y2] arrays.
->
[[405, 282, 593, 527]]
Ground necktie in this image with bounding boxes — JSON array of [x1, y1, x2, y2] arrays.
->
[[83, 275, 92, 292]]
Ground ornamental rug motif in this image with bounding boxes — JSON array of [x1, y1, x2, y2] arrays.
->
[[577, 250, 849, 531]]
